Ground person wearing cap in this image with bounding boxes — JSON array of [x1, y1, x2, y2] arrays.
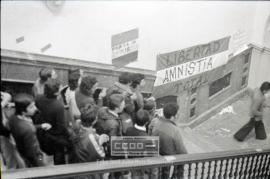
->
[[32, 68, 57, 97]]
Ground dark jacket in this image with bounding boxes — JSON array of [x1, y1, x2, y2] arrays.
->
[[126, 126, 148, 137], [152, 119, 187, 155], [75, 89, 95, 111], [72, 128, 105, 163], [35, 95, 70, 148], [95, 107, 123, 137], [9, 115, 45, 167]]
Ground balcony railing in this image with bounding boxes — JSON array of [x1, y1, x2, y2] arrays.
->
[[2, 148, 270, 179]]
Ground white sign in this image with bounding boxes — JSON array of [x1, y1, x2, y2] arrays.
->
[[154, 51, 229, 87], [112, 39, 138, 59]]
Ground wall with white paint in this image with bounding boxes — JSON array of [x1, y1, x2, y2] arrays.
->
[[1, 1, 269, 70]]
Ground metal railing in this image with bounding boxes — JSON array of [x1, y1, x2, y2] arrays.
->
[[2, 148, 270, 179]]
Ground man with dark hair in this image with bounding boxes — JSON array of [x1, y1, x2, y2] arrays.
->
[[105, 72, 135, 113], [118, 72, 132, 85], [60, 69, 82, 124], [75, 75, 97, 111], [35, 78, 70, 165], [152, 102, 187, 179], [95, 93, 125, 179], [234, 81, 270, 141], [95, 94, 125, 137], [9, 93, 45, 167], [71, 103, 109, 165], [125, 109, 152, 179], [126, 109, 150, 136], [33, 68, 57, 97]]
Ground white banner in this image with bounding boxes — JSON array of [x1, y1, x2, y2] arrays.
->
[[154, 51, 229, 87]]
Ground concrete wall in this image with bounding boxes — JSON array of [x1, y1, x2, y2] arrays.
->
[[1, 49, 156, 96], [248, 45, 270, 89], [1, 1, 268, 70]]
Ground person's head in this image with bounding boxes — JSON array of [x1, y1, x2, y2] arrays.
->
[[14, 93, 37, 117], [44, 78, 61, 98], [39, 68, 53, 82], [163, 102, 179, 120], [68, 69, 81, 90], [260, 81, 270, 95], [118, 72, 131, 85], [108, 94, 125, 113], [135, 109, 150, 127], [79, 76, 98, 96], [80, 103, 98, 128], [39, 68, 57, 82], [143, 98, 156, 115], [130, 73, 145, 89]]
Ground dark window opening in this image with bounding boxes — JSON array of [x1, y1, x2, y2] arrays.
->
[[190, 107, 196, 118], [142, 92, 152, 98], [190, 98, 196, 105], [241, 76, 247, 86], [1, 81, 33, 97], [243, 67, 248, 73], [156, 95, 177, 109], [244, 53, 250, 64], [191, 87, 197, 94], [209, 72, 232, 97]]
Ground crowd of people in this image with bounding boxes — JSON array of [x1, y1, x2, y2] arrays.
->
[[0, 68, 187, 179]]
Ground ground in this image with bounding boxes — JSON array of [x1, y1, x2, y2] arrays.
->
[[181, 95, 270, 153]]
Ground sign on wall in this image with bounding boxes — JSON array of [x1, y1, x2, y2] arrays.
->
[[111, 28, 139, 67], [153, 36, 231, 98]]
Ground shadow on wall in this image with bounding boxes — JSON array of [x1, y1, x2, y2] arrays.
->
[[263, 14, 270, 48]]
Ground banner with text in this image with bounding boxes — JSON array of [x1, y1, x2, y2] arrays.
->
[[112, 28, 139, 67], [153, 36, 230, 98]]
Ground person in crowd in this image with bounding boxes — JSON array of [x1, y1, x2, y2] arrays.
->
[[105, 72, 136, 136], [71, 103, 109, 164], [95, 94, 125, 137], [152, 102, 187, 179], [130, 73, 146, 111], [143, 97, 160, 135], [75, 75, 106, 111], [95, 93, 126, 179], [234, 81, 270, 141], [32, 68, 57, 97], [126, 109, 149, 137], [125, 109, 150, 179], [105, 72, 135, 114], [8, 93, 46, 167], [35, 78, 70, 165], [1, 91, 26, 169], [60, 68, 82, 122]]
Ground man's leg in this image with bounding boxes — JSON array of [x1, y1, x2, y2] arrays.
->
[[255, 120, 267, 140], [234, 118, 255, 141]]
